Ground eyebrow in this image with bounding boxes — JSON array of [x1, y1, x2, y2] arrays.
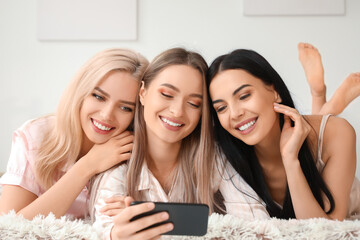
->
[[212, 84, 251, 104], [160, 83, 203, 99], [94, 87, 136, 106], [233, 84, 251, 96]]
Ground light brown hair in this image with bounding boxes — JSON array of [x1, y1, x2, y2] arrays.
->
[[127, 48, 216, 212]]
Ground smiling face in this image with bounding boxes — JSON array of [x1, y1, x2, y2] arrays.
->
[[80, 70, 139, 147], [209, 69, 281, 146], [139, 64, 203, 145]]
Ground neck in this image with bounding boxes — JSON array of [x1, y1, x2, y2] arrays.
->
[[79, 133, 94, 160], [146, 134, 181, 193], [146, 138, 180, 169], [254, 120, 288, 205], [254, 117, 283, 169]]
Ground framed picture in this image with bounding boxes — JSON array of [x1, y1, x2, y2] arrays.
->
[[37, 0, 137, 40], [244, 0, 345, 16]]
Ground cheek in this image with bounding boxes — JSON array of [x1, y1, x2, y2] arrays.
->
[[217, 113, 230, 130], [81, 97, 98, 114], [116, 113, 135, 131], [190, 110, 201, 125], [79, 99, 91, 119]]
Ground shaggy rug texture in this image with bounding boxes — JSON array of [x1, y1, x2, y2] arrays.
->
[[0, 211, 360, 240]]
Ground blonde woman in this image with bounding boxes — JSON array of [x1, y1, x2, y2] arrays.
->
[[90, 48, 216, 239], [0, 48, 148, 220]]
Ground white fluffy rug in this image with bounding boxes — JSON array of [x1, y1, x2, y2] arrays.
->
[[0, 211, 98, 240], [1, 212, 360, 240]]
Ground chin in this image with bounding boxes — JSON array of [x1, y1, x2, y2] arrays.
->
[[89, 136, 109, 145]]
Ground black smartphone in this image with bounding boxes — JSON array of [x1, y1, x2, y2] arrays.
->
[[130, 201, 209, 236]]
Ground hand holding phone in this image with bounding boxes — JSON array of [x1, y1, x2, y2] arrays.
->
[[130, 201, 209, 236], [111, 198, 173, 240]]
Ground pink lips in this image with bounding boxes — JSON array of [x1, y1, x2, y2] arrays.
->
[[235, 117, 257, 135], [160, 116, 184, 131], [91, 118, 115, 135]]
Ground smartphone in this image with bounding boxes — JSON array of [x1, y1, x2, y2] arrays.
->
[[130, 201, 209, 236]]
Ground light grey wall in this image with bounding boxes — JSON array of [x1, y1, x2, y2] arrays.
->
[[0, 0, 359, 177]]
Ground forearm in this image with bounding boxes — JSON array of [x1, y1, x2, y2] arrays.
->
[[284, 160, 329, 219], [18, 159, 93, 219]]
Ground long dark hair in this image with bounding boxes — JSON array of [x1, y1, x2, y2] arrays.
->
[[206, 49, 334, 219]]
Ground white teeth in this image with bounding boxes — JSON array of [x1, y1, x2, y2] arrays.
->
[[93, 120, 112, 131], [239, 120, 256, 131], [161, 117, 182, 127]]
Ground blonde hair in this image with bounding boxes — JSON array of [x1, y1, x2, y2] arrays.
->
[[35, 48, 149, 189], [127, 48, 216, 212]]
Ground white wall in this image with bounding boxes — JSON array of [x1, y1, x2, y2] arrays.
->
[[0, 0, 359, 177]]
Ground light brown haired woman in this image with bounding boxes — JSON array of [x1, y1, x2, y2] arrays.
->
[[90, 48, 216, 240]]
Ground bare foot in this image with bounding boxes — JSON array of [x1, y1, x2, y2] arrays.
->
[[298, 43, 326, 97], [320, 73, 360, 115]]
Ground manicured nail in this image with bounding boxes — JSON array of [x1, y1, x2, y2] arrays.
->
[[167, 223, 174, 230], [147, 202, 155, 209], [161, 212, 169, 220]]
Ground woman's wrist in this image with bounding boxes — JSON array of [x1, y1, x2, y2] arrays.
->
[[74, 156, 96, 180], [282, 157, 301, 173]]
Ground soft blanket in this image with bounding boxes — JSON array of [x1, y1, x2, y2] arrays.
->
[[1, 211, 360, 240]]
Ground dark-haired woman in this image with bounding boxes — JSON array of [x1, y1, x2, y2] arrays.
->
[[207, 49, 359, 220]]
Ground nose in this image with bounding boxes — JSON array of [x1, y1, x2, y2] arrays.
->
[[229, 103, 244, 120], [100, 103, 115, 121], [169, 100, 184, 117]]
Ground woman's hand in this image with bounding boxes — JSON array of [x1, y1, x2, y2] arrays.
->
[[111, 197, 173, 240], [100, 195, 127, 217], [80, 131, 134, 176], [273, 103, 311, 164]]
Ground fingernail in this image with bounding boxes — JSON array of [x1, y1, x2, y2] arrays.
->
[[147, 202, 155, 209], [161, 212, 169, 220], [167, 223, 174, 230]]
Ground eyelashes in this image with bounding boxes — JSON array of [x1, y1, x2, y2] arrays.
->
[[239, 93, 250, 100], [214, 93, 251, 113], [160, 91, 201, 109], [120, 106, 133, 112], [92, 93, 104, 101], [161, 92, 172, 98], [91, 92, 134, 113]]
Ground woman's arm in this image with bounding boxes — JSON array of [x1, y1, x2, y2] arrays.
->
[[287, 117, 356, 220], [274, 103, 356, 219], [285, 117, 355, 220], [0, 158, 93, 218], [0, 131, 133, 219], [316, 116, 356, 219]]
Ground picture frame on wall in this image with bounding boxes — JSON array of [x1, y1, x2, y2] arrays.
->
[[243, 0, 345, 16], [37, 0, 137, 41]]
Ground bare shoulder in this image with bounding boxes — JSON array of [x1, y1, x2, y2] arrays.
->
[[303, 115, 356, 164], [322, 116, 356, 164], [325, 116, 356, 140], [304, 115, 355, 140]]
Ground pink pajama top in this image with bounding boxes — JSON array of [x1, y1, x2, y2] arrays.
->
[[0, 116, 88, 219]]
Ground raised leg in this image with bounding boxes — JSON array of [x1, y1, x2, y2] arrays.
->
[[298, 42, 326, 114], [319, 73, 360, 115]]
